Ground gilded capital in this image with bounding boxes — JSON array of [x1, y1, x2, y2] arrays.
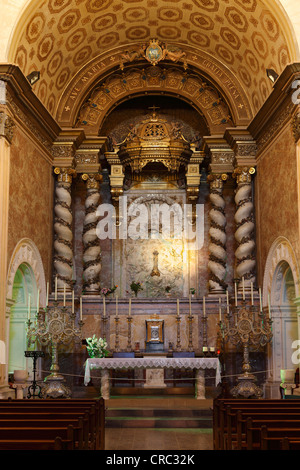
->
[[0, 112, 15, 144], [54, 167, 77, 184], [82, 173, 103, 189], [207, 173, 228, 189], [233, 166, 255, 184]]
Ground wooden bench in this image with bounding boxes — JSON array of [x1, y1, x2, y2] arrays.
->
[[213, 398, 300, 450], [0, 425, 75, 450], [0, 398, 105, 450]]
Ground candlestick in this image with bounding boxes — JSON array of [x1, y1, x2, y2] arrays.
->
[[103, 296, 106, 318], [28, 294, 31, 320], [55, 276, 57, 301], [226, 290, 229, 314], [219, 298, 222, 321], [177, 298, 180, 316], [63, 284, 66, 307], [242, 277, 245, 301], [203, 296, 206, 317], [46, 282, 49, 307], [235, 282, 237, 307], [251, 282, 254, 306], [259, 287, 262, 312], [129, 297, 131, 316], [37, 289, 40, 312]]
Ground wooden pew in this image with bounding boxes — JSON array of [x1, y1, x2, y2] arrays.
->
[[0, 398, 106, 450], [280, 437, 300, 450], [226, 409, 300, 450], [213, 398, 300, 450], [246, 419, 300, 450], [0, 425, 75, 450]]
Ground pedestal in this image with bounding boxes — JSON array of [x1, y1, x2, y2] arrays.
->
[[41, 374, 72, 399], [144, 368, 166, 388]]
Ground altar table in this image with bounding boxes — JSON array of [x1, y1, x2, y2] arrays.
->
[[84, 357, 221, 399]]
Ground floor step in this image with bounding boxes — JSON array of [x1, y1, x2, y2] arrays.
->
[[105, 408, 213, 428]]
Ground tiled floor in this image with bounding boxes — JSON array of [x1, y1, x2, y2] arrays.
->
[[105, 428, 213, 450], [104, 397, 214, 451]]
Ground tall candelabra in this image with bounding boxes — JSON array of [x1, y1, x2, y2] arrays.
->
[[219, 288, 273, 398], [26, 298, 84, 398]]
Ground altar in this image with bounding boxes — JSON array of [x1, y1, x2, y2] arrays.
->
[[84, 356, 221, 399]]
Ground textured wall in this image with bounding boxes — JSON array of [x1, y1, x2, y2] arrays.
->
[[255, 122, 299, 285], [7, 125, 54, 284]]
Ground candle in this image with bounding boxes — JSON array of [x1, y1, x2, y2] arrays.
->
[[234, 282, 237, 306], [37, 288, 40, 312], [189, 294, 191, 315], [226, 290, 229, 314], [103, 296, 106, 317], [72, 290, 74, 314], [129, 297, 131, 316], [46, 282, 49, 307], [63, 284, 66, 307], [55, 276, 57, 301], [203, 296, 206, 317], [268, 293, 271, 318], [177, 298, 180, 316], [219, 298, 222, 321], [242, 277, 245, 300], [80, 296, 82, 321], [251, 282, 254, 306], [259, 287, 262, 312], [116, 295, 118, 316], [28, 294, 31, 320]]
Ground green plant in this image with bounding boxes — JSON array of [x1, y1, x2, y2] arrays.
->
[[190, 288, 195, 295], [130, 281, 143, 297], [165, 286, 171, 293], [85, 335, 109, 358]]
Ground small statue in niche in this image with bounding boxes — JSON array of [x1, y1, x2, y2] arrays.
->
[[170, 121, 183, 139]]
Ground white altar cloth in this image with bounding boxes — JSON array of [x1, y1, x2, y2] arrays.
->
[[84, 357, 221, 399]]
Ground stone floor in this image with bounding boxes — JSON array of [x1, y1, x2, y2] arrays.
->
[[104, 397, 214, 451], [105, 427, 213, 450]]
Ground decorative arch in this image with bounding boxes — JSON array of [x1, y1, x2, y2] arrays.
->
[[6, 238, 47, 307], [262, 236, 300, 306]]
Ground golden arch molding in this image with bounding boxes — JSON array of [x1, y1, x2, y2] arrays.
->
[[56, 43, 253, 133]]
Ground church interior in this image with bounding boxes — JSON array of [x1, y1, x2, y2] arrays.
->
[[1, 0, 300, 451]]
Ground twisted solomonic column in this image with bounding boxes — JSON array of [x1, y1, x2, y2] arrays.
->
[[53, 167, 76, 291], [82, 173, 102, 294], [233, 167, 256, 287], [207, 173, 228, 293]]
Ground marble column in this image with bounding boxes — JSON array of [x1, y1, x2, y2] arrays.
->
[[82, 173, 102, 294], [0, 109, 14, 394], [233, 166, 256, 287], [53, 167, 76, 291], [207, 173, 228, 293]]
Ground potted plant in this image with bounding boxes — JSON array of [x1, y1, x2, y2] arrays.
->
[[130, 281, 143, 297], [101, 285, 118, 297], [85, 335, 109, 358]]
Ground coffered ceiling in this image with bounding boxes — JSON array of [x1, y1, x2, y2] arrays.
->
[[9, 0, 296, 128]]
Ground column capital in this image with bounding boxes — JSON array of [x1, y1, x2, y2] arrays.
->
[[233, 166, 256, 184], [0, 111, 15, 144], [54, 166, 77, 184], [82, 172, 103, 189]]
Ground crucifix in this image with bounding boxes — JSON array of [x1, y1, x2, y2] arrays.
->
[[148, 105, 160, 119], [151, 250, 161, 277]]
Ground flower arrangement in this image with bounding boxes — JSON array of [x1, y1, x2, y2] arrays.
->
[[165, 286, 171, 293], [130, 281, 143, 297], [101, 285, 118, 297], [85, 335, 109, 358], [190, 288, 195, 295]]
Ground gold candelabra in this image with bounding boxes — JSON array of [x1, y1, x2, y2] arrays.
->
[[219, 286, 273, 398], [26, 298, 84, 398]]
